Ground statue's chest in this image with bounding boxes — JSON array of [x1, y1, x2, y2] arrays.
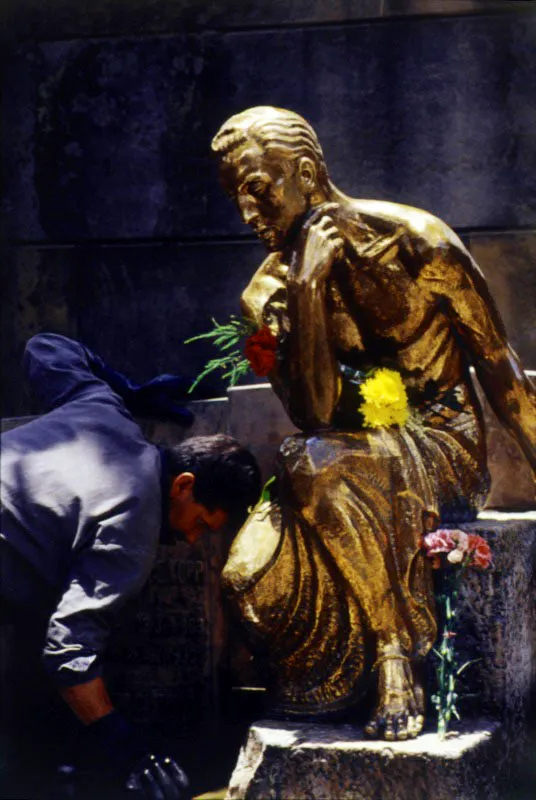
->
[[328, 258, 429, 344]]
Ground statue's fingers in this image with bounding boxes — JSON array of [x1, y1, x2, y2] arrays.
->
[[332, 236, 345, 253], [318, 201, 340, 214], [313, 215, 337, 231], [322, 224, 342, 239]]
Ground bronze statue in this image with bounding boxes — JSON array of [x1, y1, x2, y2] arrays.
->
[[211, 106, 536, 740]]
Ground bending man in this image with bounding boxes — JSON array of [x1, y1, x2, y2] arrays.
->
[[1, 333, 261, 797]]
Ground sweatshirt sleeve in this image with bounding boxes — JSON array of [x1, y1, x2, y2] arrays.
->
[[43, 503, 159, 687]]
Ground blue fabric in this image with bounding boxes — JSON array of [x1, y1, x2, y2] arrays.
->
[[85, 351, 195, 427], [0, 334, 164, 686]]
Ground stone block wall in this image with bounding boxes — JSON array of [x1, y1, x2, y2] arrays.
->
[[1, 2, 535, 415]]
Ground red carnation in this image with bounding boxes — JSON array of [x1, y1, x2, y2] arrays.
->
[[467, 534, 492, 570], [244, 326, 278, 377]]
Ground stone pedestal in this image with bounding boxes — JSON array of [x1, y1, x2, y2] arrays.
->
[[226, 512, 536, 799], [226, 720, 503, 800]]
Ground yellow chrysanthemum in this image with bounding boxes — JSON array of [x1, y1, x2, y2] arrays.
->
[[359, 368, 409, 429]]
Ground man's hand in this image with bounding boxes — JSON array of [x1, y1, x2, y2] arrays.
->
[[85, 710, 190, 799], [289, 203, 344, 287], [126, 753, 190, 800]]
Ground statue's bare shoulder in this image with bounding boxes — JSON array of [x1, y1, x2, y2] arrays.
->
[[346, 197, 466, 253]]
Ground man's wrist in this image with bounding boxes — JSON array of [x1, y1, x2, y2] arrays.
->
[[59, 676, 114, 724]]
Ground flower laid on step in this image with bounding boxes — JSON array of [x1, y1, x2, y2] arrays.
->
[[422, 528, 493, 739], [423, 529, 492, 570], [185, 316, 278, 391], [358, 367, 410, 429]]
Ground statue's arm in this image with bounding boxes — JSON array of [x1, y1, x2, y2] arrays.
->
[[240, 253, 286, 328], [440, 244, 536, 472], [283, 214, 345, 430]]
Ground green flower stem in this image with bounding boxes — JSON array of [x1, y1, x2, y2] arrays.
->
[[434, 566, 467, 739]]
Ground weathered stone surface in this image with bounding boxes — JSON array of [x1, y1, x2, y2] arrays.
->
[[73, 243, 262, 384], [384, 0, 532, 17], [228, 385, 297, 482], [226, 719, 503, 800], [141, 398, 229, 444], [0, 248, 79, 416], [4, 0, 529, 45], [475, 373, 536, 510], [0, 242, 263, 416], [3, 14, 536, 242], [468, 233, 536, 369], [105, 534, 228, 732], [453, 512, 536, 762]]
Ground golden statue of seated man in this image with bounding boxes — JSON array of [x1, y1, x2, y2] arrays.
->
[[211, 106, 536, 740]]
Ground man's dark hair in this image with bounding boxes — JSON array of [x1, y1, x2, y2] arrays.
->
[[165, 434, 262, 525]]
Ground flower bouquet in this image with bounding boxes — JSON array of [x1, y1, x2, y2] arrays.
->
[[334, 364, 410, 430], [422, 528, 492, 738], [185, 316, 278, 392], [186, 317, 410, 431]]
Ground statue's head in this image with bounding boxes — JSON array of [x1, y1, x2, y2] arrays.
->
[[212, 106, 330, 251]]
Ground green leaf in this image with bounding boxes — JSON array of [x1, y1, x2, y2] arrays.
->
[[185, 313, 259, 390], [261, 475, 276, 503], [456, 658, 481, 676]]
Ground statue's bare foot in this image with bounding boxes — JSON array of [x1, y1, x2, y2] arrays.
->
[[364, 655, 424, 741]]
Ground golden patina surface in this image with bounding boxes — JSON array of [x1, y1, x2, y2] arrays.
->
[[213, 107, 536, 740]]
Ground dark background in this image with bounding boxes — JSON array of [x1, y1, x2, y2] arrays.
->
[[1, 0, 535, 416]]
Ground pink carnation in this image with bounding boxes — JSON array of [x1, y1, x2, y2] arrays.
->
[[423, 529, 468, 556], [422, 529, 455, 555]]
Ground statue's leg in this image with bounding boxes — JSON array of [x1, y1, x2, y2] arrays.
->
[[223, 499, 368, 716], [278, 431, 437, 740]]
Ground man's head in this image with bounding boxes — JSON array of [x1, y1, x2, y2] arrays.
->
[[164, 434, 261, 543], [212, 106, 330, 251]]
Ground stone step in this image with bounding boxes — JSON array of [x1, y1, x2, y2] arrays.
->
[[227, 719, 503, 800]]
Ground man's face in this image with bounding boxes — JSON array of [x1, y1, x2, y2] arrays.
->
[[219, 141, 309, 251], [168, 473, 228, 543]]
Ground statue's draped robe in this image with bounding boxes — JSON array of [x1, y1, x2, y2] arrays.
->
[[222, 208, 491, 716]]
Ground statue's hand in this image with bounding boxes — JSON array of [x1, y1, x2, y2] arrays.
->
[[289, 203, 344, 287]]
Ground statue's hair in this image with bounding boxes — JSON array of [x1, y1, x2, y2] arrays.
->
[[211, 106, 329, 186]]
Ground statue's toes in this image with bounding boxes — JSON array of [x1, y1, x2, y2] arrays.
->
[[394, 714, 409, 740], [384, 717, 396, 741], [406, 713, 424, 739], [364, 716, 380, 738]]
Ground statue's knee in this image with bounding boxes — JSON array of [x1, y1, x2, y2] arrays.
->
[[277, 434, 336, 509]]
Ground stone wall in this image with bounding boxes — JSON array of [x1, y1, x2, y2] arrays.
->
[[2, 2, 535, 415]]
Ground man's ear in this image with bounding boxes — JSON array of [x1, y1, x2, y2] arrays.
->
[[170, 472, 195, 499], [297, 157, 317, 194]]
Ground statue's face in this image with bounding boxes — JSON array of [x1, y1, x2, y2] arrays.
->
[[219, 141, 309, 251]]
